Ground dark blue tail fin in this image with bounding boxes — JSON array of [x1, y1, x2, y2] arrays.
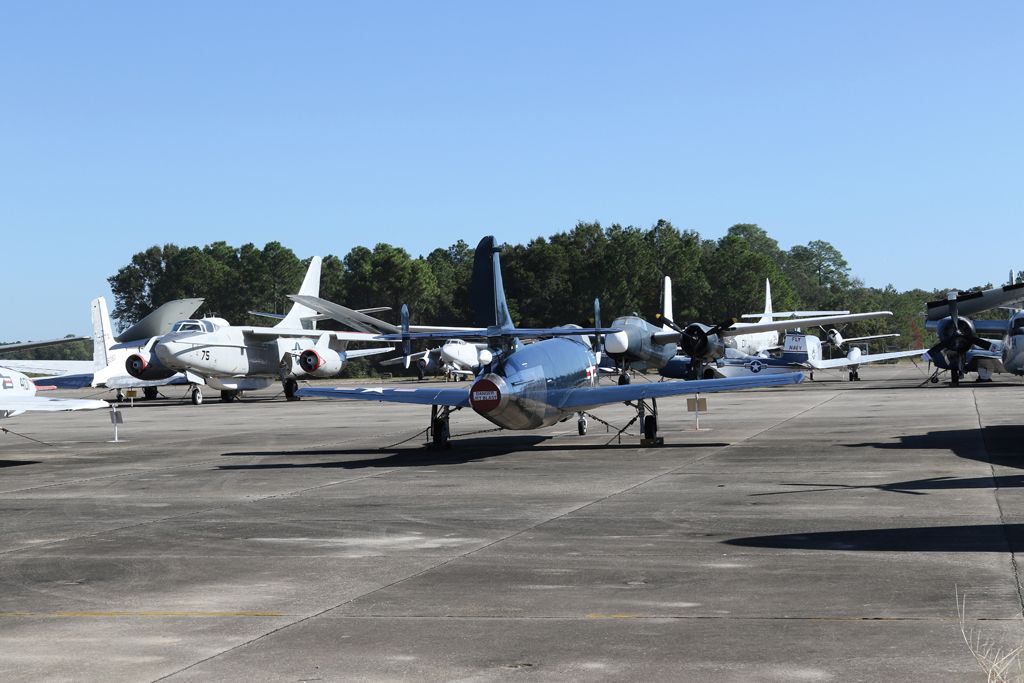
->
[[470, 236, 514, 330]]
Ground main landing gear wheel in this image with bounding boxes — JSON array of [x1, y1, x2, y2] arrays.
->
[[284, 378, 299, 401], [848, 370, 861, 382], [578, 415, 588, 436], [429, 404, 452, 448], [951, 368, 961, 387], [190, 387, 203, 405], [643, 415, 658, 440], [220, 390, 239, 403], [143, 386, 159, 400], [618, 373, 631, 386]]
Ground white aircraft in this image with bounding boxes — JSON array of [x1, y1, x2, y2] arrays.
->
[[381, 339, 488, 380], [604, 276, 896, 381], [730, 280, 852, 355], [139, 257, 394, 404], [0, 297, 203, 400], [0, 367, 108, 419]]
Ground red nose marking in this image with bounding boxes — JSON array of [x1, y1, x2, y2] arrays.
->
[[469, 378, 501, 413]]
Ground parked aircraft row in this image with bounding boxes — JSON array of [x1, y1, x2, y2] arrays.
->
[[4, 237, 1021, 446]]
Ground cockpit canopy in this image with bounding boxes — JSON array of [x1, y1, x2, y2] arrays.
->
[[170, 318, 228, 333]]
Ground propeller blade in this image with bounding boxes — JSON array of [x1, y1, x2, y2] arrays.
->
[[593, 298, 604, 357], [400, 304, 412, 369], [969, 336, 992, 351]]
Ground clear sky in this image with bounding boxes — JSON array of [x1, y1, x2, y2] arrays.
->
[[2, 2, 1021, 339]]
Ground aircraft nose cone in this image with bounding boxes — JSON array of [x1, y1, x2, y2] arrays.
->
[[605, 331, 629, 355]]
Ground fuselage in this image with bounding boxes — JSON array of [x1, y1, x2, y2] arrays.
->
[[153, 321, 312, 391], [468, 337, 598, 430], [0, 368, 37, 418], [1002, 312, 1024, 375]]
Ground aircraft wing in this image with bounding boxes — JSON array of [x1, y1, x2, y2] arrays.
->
[[806, 349, 924, 370], [926, 283, 1024, 321], [556, 372, 804, 411], [239, 327, 388, 342], [346, 347, 395, 360], [724, 312, 892, 337], [0, 360, 94, 376], [0, 396, 109, 414], [290, 295, 470, 334], [0, 336, 89, 353], [377, 327, 621, 342], [295, 385, 470, 407], [115, 298, 204, 342], [380, 350, 430, 367]]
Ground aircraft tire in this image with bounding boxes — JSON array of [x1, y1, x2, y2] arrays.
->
[[618, 374, 631, 386], [431, 418, 449, 446], [643, 415, 657, 440], [144, 387, 159, 400], [220, 390, 237, 403], [284, 378, 299, 401], [951, 369, 960, 387], [191, 387, 203, 405], [578, 418, 587, 436]]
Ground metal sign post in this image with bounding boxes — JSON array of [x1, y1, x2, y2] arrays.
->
[[686, 394, 708, 431], [109, 405, 124, 443]]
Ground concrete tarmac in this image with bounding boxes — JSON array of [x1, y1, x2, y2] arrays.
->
[[1, 365, 1022, 681]]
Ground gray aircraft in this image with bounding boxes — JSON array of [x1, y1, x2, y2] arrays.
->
[[129, 257, 393, 404], [602, 276, 896, 382], [297, 236, 804, 446], [925, 278, 1024, 385]]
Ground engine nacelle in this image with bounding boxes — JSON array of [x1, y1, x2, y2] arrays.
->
[[418, 354, 440, 375], [298, 348, 345, 378], [826, 329, 844, 347], [680, 323, 726, 362], [605, 316, 675, 368], [846, 346, 862, 362], [125, 352, 176, 381], [937, 316, 976, 353]]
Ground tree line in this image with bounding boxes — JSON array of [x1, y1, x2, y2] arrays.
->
[[5, 221, 1019, 364]]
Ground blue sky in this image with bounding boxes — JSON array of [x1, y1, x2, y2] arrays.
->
[[2, 2, 1021, 338]]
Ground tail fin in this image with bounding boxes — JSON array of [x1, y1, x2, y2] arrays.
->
[[760, 279, 774, 323], [277, 256, 322, 330], [90, 297, 114, 369], [661, 276, 674, 332], [470, 236, 514, 330]]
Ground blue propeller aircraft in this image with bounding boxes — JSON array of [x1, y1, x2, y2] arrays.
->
[[296, 236, 804, 447]]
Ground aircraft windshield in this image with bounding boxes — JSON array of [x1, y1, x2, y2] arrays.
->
[[171, 320, 204, 333]]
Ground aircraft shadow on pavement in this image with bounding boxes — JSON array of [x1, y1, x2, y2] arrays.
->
[[219, 434, 730, 469], [845, 424, 1024, 468], [751, 474, 1024, 498], [0, 460, 41, 468], [726, 524, 1024, 553]]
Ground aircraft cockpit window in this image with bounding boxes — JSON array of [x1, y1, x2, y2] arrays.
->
[[172, 320, 204, 333], [202, 320, 216, 333], [1011, 322, 1024, 336]]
